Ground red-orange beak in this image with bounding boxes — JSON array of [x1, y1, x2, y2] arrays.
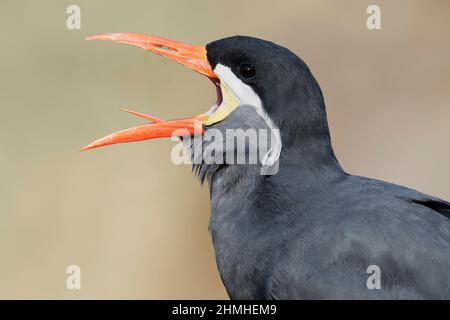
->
[[81, 33, 218, 152]]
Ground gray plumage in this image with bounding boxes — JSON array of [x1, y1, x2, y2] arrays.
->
[[189, 36, 450, 299]]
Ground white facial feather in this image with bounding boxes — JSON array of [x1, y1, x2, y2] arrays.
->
[[213, 64, 282, 169]]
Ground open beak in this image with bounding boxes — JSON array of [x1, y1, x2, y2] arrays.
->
[[81, 33, 219, 152]]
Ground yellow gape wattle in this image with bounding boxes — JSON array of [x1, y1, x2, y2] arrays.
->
[[204, 75, 240, 126]]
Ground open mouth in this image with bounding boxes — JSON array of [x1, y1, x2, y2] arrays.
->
[[207, 79, 224, 116], [81, 33, 232, 152]]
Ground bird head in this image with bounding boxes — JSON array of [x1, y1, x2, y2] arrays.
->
[[82, 34, 331, 174]]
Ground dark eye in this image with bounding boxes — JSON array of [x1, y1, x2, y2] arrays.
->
[[238, 63, 256, 79]]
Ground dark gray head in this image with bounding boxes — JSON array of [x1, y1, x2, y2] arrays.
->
[[180, 36, 341, 181], [206, 36, 330, 148]]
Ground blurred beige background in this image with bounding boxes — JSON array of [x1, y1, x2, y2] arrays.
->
[[0, 0, 449, 299]]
